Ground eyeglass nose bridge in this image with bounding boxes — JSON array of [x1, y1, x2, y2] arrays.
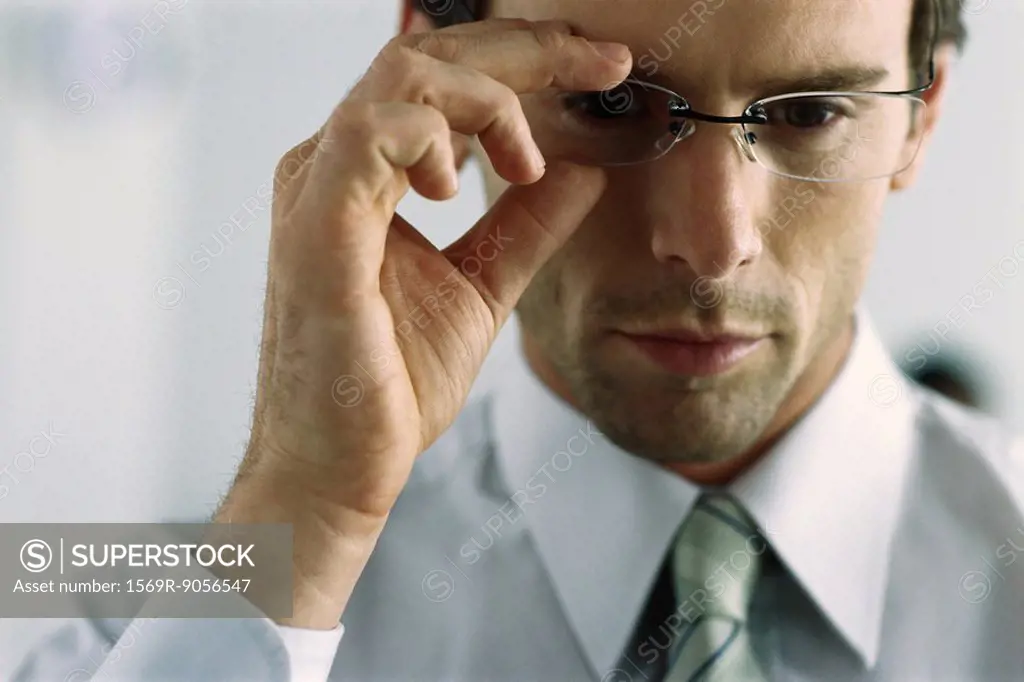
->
[[665, 98, 767, 163]]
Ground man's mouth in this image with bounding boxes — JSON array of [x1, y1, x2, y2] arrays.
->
[[612, 326, 770, 377]]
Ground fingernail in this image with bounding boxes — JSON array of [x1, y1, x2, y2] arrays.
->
[[591, 41, 631, 64], [532, 143, 546, 171]]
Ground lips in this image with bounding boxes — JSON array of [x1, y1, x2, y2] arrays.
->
[[615, 327, 768, 377], [629, 328, 762, 344]]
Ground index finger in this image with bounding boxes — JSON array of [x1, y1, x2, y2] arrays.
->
[[394, 19, 633, 93]]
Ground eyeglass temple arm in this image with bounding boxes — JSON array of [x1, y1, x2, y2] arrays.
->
[[900, 0, 941, 96]]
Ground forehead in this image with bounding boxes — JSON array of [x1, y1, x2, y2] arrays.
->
[[492, 0, 915, 94]]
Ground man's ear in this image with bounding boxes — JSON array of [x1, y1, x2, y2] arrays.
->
[[397, 1, 475, 172], [890, 44, 956, 191]]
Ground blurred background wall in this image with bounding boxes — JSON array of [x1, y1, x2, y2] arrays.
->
[[1, 0, 1021, 672]]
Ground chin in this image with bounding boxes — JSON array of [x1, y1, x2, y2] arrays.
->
[[573, 366, 785, 465]]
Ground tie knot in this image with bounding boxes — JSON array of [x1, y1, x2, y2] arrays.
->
[[672, 493, 767, 622]]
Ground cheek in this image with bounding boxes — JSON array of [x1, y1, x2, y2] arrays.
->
[[537, 209, 622, 309], [765, 184, 886, 340], [518, 243, 580, 340], [815, 185, 887, 287]]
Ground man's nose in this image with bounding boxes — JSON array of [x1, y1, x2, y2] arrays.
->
[[645, 127, 764, 279]]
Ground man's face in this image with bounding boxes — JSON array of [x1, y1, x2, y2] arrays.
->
[[481, 0, 928, 464]]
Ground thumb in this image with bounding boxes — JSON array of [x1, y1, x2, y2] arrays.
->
[[442, 161, 607, 327]]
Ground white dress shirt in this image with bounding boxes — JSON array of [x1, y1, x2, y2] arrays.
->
[[13, 305, 1024, 681]]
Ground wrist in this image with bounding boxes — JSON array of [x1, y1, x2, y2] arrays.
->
[[214, 470, 387, 629]]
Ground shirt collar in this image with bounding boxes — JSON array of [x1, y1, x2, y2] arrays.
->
[[488, 304, 917, 676], [730, 306, 918, 667]]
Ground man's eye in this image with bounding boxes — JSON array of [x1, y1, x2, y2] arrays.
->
[[769, 99, 842, 128], [564, 86, 646, 121]]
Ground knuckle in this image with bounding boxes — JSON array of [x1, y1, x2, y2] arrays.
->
[[274, 147, 297, 176], [413, 32, 461, 62], [372, 44, 430, 94], [423, 106, 450, 137], [495, 85, 522, 113], [530, 21, 573, 52], [274, 143, 313, 187], [338, 100, 378, 130], [563, 33, 594, 58], [381, 34, 414, 58], [490, 87, 526, 132], [329, 101, 379, 146], [272, 156, 292, 189], [290, 137, 323, 166], [374, 39, 419, 79], [401, 67, 438, 107], [375, 41, 412, 72], [387, 32, 417, 49]]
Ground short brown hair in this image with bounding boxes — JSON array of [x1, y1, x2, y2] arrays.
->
[[911, 0, 968, 82], [423, 0, 967, 85]]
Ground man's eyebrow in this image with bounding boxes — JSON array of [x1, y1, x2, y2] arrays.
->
[[755, 66, 892, 97], [632, 65, 893, 100]]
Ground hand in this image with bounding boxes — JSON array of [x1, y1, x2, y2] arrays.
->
[[215, 18, 631, 628]]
